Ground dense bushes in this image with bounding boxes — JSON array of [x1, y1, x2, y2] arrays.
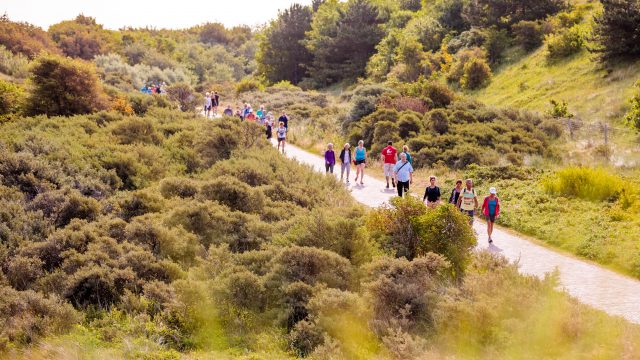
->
[[0, 80, 26, 118], [546, 25, 585, 60], [0, 14, 60, 58], [349, 101, 551, 168]]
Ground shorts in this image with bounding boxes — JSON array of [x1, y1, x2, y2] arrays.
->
[[383, 163, 394, 177], [462, 209, 474, 218], [486, 214, 496, 223], [355, 159, 366, 166], [277, 137, 286, 143], [204, 105, 212, 111]]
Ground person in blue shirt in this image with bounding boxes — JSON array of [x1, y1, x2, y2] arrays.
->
[[393, 152, 414, 197], [354, 140, 367, 185]]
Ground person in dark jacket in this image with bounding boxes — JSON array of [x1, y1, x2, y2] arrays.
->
[[449, 179, 463, 206], [339, 143, 352, 184]]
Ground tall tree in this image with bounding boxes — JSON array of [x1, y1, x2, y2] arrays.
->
[[462, 0, 566, 29], [48, 15, 115, 60], [306, 0, 385, 87], [592, 0, 640, 61], [257, 4, 314, 84]]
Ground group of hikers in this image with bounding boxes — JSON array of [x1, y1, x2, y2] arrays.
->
[[140, 82, 166, 95], [203, 92, 292, 153], [202, 93, 500, 243], [323, 141, 501, 243]]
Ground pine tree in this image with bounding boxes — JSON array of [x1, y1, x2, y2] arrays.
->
[[592, 0, 640, 61]]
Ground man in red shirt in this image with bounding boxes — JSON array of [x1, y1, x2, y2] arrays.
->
[[381, 141, 398, 189]]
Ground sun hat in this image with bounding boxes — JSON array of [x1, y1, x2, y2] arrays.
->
[[489, 187, 497, 194]]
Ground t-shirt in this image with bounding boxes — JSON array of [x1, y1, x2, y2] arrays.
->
[[460, 188, 477, 211], [381, 146, 397, 164], [223, 108, 233, 116], [393, 160, 413, 182], [213, 94, 220, 106], [204, 97, 212, 107], [488, 198, 498, 216], [277, 127, 287, 139], [423, 186, 441, 202], [355, 147, 366, 161]]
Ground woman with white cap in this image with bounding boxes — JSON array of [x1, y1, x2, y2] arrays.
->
[[481, 187, 501, 244]]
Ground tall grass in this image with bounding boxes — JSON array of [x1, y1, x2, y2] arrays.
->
[[542, 166, 631, 202]]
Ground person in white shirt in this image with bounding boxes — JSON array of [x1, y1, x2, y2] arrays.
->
[[393, 153, 414, 197]]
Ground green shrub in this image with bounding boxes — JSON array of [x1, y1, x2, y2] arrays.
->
[[363, 254, 449, 332], [512, 20, 547, 51], [111, 118, 162, 145], [546, 25, 585, 60], [267, 246, 352, 290], [25, 54, 108, 116], [0, 79, 26, 117], [412, 205, 477, 280], [166, 82, 200, 112], [427, 109, 450, 134], [235, 77, 265, 94], [198, 175, 265, 213], [461, 57, 492, 90], [542, 167, 631, 202], [159, 177, 198, 199], [0, 286, 80, 344], [624, 81, 640, 130], [289, 319, 325, 357]]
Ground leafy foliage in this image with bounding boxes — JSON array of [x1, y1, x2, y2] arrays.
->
[[25, 54, 108, 116], [592, 0, 640, 61]]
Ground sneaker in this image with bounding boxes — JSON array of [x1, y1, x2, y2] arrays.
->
[[488, 237, 493, 244], [392, 179, 396, 188], [386, 184, 389, 189]]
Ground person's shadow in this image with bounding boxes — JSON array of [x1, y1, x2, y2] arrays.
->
[[488, 243, 503, 253]]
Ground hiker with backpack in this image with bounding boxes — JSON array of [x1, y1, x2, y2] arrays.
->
[[393, 153, 413, 198], [482, 187, 501, 244], [457, 179, 478, 225]]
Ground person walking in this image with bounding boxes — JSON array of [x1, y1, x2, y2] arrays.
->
[[354, 140, 367, 185], [324, 143, 336, 174], [265, 118, 273, 140], [401, 145, 413, 166], [393, 153, 414, 197], [381, 141, 398, 189], [339, 143, 352, 184], [212, 91, 220, 114], [204, 92, 212, 118], [482, 187, 501, 244], [276, 122, 287, 154], [449, 179, 463, 206], [423, 176, 441, 208], [457, 179, 478, 225], [257, 105, 266, 121], [223, 105, 233, 117], [279, 111, 289, 129]]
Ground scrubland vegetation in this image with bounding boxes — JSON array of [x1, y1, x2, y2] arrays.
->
[[1, 0, 640, 358]]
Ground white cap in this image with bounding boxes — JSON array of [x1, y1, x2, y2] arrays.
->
[[489, 187, 497, 194]]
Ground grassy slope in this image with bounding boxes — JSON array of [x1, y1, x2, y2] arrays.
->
[[474, 48, 640, 126]]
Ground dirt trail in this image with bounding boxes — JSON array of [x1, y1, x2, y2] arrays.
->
[[275, 140, 640, 324]]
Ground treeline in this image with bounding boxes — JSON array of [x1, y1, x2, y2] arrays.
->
[[258, 0, 640, 89]]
